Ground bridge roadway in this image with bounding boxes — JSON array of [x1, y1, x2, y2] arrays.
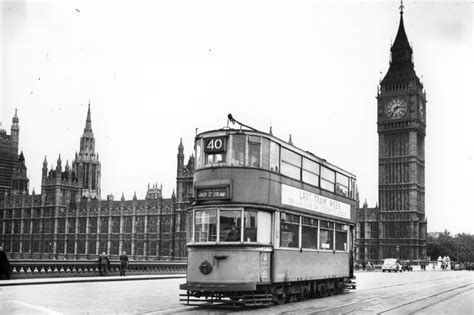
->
[[0, 270, 472, 314]]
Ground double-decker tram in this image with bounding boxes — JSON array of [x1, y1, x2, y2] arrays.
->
[[180, 115, 357, 306]]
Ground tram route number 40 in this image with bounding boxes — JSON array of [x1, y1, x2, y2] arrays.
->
[[204, 137, 226, 153]]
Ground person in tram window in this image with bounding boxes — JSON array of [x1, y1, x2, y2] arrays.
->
[[288, 234, 298, 248], [226, 225, 240, 241], [98, 252, 110, 276], [119, 251, 129, 276], [0, 247, 11, 280]]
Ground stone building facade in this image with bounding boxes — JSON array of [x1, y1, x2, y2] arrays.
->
[[0, 106, 193, 260], [356, 5, 427, 263]]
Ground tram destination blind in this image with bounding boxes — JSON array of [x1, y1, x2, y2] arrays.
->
[[196, 187, 229, 199]]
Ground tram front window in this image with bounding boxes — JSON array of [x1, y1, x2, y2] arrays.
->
[[195, 209, 217, 242], [220, 210, 241, 242]]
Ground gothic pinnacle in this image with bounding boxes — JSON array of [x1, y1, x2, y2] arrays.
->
[[85, 102, 92, 132], [12, 108, 19, 124]]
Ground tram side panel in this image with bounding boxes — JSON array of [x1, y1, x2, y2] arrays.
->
[[272, 250, 349, 282], [186, 247, 272, 288]]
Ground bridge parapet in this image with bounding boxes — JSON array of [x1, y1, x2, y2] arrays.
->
[[8, 260, 187, 279]]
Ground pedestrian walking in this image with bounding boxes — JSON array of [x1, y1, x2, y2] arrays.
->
[[98, 252, 110, 276], [119, 251, 129, 276], [0, 247, 11, 280]]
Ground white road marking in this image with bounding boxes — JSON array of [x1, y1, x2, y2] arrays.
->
[[9, 300, 62, 315]]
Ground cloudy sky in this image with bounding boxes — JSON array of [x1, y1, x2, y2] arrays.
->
[[1, 0, 472, 234]]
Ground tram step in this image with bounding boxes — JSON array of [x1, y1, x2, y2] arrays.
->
[[344, 280, 357, 290], [179, 293, 273, 307]]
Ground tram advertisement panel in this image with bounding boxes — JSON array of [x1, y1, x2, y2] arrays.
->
[[281, 184, 351, 219]]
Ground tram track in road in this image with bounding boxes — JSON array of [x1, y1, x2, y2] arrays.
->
[[301, 276, 474, 314], [377, 283, 474, 314], [356, 272, 467, 292]]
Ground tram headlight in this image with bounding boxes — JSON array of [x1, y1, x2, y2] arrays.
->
[[199, 260, 213, 275]]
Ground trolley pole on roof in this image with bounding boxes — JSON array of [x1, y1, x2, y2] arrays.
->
[[227, 114, 260, 132]]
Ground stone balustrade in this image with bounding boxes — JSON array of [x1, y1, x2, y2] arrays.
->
[[8, 259, 187, 279]]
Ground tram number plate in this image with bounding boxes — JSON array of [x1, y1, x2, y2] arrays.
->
[[204, 137, 226, 153]]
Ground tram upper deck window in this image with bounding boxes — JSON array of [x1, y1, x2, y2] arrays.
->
[[319, 220, 334, 250], [220, 209, 241, 242], [302, 217, 318, 249], [248, 135, 261, 168], [206, 153, 225, 165], [269, 140, 279, 172], [195, 139, 202, 169], [349, 178, 356, 199], [320, 166, 335, 192], [303, 158, 320, 187], [336, 173, 349, 197], [280, 213, 300, 248], [231, 134, 245, 166], [194, 209, 217, 242], [281, 148, 301, 180], [335, 223, 348, 251], [204, 137, 226, 166]]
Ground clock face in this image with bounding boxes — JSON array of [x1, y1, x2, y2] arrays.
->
[[385, 98, 407, 119]]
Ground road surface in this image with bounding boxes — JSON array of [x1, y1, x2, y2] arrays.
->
[[0, 270, 472, 314]]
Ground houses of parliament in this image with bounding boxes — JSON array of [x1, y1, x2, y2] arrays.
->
[[0, 106, 193, 260]]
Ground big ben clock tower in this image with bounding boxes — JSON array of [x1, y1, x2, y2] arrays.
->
[[377, 3, 427, 261]]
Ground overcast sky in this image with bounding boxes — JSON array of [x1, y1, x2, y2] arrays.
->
[[1, 0, 472, 234]]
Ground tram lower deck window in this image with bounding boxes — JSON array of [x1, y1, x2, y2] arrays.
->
[[280, 214, 299, 248], [335, 223, 348, 251], [319, 220, 334, 250], [220, 209, 242, 242], [302, 217, 318, 249], [194, 209, 217, 242], [244, 210, 257, 242], [192, 208, 271, 244]]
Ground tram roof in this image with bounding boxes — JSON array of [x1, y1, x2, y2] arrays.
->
[[196, 128, 356, 179]]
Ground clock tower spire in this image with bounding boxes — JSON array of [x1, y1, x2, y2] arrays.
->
[[375, 3, 427, 262]]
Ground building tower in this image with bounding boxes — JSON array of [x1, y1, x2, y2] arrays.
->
[[175, 138, 194, 258], [72, 103, 101, 199], [0, 110, 22, 196], [376, 3, 427, 260], [11, 151, 29, 194]]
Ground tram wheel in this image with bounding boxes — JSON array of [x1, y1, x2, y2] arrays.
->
[[273, 293, 286, 305], [319, 284, 328, 297], [328, 288, 336, 296]]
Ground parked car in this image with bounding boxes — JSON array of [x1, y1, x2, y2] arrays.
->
[[382, 258, 402, 272], [401, 262, 413, 271], [453, 262, 465, 271], [465, 262, 474, 271]]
